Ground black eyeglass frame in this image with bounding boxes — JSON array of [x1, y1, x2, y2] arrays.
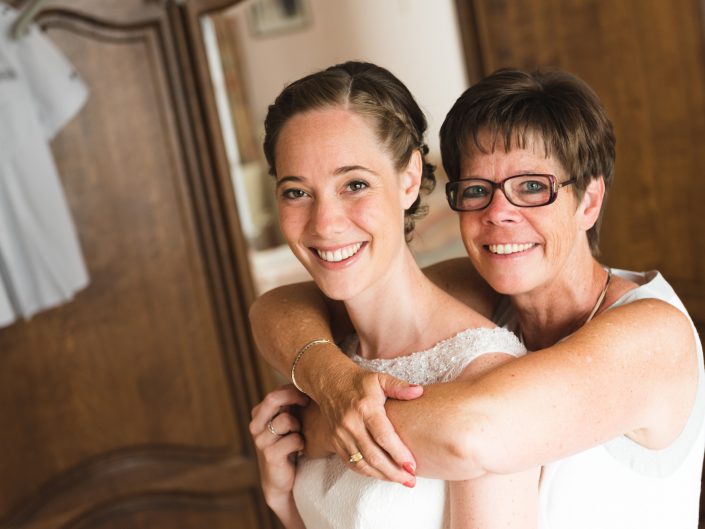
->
[[445, 173, 577, 212]]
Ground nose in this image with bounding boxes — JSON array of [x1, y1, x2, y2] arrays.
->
[[480, 187, 523, 225], [310, 195, 349, 237]]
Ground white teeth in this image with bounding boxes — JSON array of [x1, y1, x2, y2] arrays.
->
[[316, 242, 363, 263], [488, 243, 535, 255]]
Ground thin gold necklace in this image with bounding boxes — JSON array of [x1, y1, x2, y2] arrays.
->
[[585, 267, 612, 324], [519, 267, 612, 346]]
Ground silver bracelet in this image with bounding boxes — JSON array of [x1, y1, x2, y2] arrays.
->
[[291, 339, 333, 394]]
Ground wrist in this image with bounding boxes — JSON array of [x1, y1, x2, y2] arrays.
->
[[264, 490, 293, 512], [294, 340, 350, 399], [265, 492, 303, 528]]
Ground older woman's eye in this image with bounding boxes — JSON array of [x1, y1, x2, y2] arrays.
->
[[462, 184, 489, 198], [520, 179, 549, 194]]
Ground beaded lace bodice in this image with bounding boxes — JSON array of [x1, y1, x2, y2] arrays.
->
[[344, 327, 526, 385], [292, 326, 526, 529]]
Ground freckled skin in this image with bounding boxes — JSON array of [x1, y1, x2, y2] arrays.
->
[[275, 107, 413, 303], [458, 134, 592, 301]]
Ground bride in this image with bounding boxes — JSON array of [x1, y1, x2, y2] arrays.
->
[[248, 61, 538, 528]]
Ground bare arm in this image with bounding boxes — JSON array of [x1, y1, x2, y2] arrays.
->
[[248, 258, 494, 374], [250, 260, 698, 485], [249, 281, 425, 483], [423, 257, 499, 317], [248, 259, 498, 484], [249, 281, 344, 377], [447, 352, 540, 529], [450, 470, 538, 529], [388, 298, 698, 479], [249, 385, 309, 529]]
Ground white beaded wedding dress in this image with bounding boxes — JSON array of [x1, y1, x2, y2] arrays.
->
[[292, 327, 526, 529]]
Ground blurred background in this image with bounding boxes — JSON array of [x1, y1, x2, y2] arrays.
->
[[200, 0, 470, 295], [0, 0, 703, 528]]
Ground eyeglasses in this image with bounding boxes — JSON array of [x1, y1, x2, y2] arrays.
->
[[445, 174, 576, 212]]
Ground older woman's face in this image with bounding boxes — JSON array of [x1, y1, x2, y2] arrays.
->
[[457, 133, 593, 297], [274, 107, 418, 301]]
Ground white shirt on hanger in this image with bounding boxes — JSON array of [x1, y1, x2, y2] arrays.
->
[[0, 3, 89, 327]]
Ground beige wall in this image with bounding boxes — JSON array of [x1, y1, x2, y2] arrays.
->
[[215, 0, 470, 292], [229, 0, 468, 162]]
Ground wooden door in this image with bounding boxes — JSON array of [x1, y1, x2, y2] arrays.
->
[[0, 1, 276, 528], [454, 0, 705, 518]]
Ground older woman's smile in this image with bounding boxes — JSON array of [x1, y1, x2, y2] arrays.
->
[[486, 243, 537, 255]]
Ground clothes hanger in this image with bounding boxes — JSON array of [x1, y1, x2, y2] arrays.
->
[[10, 0, 50, 40]]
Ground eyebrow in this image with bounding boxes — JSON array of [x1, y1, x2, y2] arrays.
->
[[462, 170, 546, 179], [276, 165, 378, 188], [275, 175, 304, 188], [334, 165, 377, 176]]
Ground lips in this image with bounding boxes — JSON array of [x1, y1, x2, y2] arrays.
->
[[487, 243, 536, 255], [314, 242, 364, 263]]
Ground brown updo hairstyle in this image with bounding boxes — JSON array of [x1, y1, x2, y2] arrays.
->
[[440, 68, 616, 255], [263, 61, 436, 241]]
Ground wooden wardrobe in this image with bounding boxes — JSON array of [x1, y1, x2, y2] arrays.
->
[[0, 0, 277, 528]]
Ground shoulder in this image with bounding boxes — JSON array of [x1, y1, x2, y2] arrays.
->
[[597, 297, 694, 341], [431, 327, 526, 383], [602, 268, 695, 334], [583, 267, 696, 357], [573, 289, 699, 448], [423, 257, 500, 318]]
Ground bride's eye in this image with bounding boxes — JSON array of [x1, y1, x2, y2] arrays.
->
[[347, 180, 368, 192], [281, 188, 308, 200]]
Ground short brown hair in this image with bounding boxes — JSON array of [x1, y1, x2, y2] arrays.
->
[[263, 61, 435, 240], [440, 68, 615, 254]]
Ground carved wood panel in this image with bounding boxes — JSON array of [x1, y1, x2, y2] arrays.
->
[[0, 1, 275, 528]]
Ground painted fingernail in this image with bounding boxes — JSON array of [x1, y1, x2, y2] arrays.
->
[[403, 479, 416, 488], [402, 462, 416, 475]]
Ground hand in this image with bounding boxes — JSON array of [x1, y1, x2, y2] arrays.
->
[[312, 363, 423, 485], [249, 384, 309, 507]]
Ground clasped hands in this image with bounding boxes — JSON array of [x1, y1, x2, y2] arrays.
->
[[250, 365, 423, 492], [301, 364, 421, 485]]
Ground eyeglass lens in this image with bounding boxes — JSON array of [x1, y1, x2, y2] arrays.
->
[[450, 174, 554, 211]]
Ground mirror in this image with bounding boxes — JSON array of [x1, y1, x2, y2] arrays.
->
[[203, 0, 470, 294]]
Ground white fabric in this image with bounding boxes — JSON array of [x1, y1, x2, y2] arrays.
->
[[0, 3, 89, 327], [293, 327, 526, 529], [494, 269, 705, 529]]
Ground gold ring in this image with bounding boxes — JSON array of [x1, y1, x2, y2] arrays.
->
[[267, 419, 282, 438], [348, 451, 364, 464]]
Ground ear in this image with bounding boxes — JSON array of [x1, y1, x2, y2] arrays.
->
[[577, 176, 605, 230], [400, 149, 423, 210]]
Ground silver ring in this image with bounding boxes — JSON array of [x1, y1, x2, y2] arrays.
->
[[348, 451, 364, 464], [267, 418, 282, 438]]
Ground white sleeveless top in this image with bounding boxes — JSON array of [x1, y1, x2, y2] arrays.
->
[[292, 327, 526, 529], [494, 269, 705, 529]]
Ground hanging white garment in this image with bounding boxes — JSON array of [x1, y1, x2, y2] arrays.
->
[[0, 3, 89, 327]]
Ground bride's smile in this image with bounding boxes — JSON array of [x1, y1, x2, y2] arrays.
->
[[274, 107, 420, 302]]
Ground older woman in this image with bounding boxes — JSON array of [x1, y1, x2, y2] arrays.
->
[[250, 68, 704, 528]]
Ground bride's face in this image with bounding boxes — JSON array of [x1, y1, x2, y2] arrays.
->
[[274, 106, 420, 301]]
